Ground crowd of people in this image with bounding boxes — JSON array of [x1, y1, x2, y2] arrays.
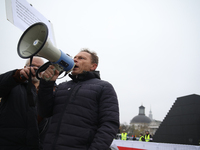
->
[[0, 49, 119, 150], [138, 131, 153, 142], [120, 130, 153, 142]]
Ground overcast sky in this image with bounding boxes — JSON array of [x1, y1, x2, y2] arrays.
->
[[1, 0, 200, 124]]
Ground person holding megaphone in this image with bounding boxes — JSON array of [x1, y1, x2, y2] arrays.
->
[[0, 57, 45, 149], [37, 49, 119, 150]]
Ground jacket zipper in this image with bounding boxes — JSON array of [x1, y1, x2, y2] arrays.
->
[[52, 83, 81, 150]]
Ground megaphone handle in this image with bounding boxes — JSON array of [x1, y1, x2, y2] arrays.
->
[[44, 64, 63, 81]]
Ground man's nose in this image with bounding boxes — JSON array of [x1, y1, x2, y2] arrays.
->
[[74, 58, 77, 62]]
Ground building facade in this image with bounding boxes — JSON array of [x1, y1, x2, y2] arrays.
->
[[130, 105, 161, 135]]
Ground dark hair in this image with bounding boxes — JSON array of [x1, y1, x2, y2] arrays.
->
[[80, 48, 99, 66]]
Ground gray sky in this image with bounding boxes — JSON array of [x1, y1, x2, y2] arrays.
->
[[1, 0, 200, 124]]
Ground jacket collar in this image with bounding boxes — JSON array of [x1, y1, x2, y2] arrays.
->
[[69, 71, 100, 82]]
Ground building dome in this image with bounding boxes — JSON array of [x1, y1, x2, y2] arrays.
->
[[130, 115, 152, 123], [130, 105, 152, 124]]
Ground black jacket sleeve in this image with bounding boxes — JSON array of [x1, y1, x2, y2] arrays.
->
[[0, 70, 19, 98], [88, 83, 119, 150], [37, 79, 55, 118]]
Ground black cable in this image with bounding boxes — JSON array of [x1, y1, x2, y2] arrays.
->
[[27, 56, 35, 107]]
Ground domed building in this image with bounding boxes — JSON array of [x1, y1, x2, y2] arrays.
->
[[130, 105, 151, 124], [130, 105, 161, 135], [130, 105, 151, 130]]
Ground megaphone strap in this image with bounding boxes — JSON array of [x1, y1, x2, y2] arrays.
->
[[36, 61, 52, 80], [26, 56, 36, 107]]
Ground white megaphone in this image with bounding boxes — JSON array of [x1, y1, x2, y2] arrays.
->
[[17, 22, 75, 80]]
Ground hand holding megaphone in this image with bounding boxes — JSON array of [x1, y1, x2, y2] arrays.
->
[[20, 66, 38, 80], [17, 22, 75, 81], [41, 65, 60, 81]]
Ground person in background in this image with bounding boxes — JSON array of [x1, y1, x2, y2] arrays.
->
[[121, 129, 127, 141], [0, 57, 44, 149], [38, 49, 119, 150], [139, 133, 145, 141], [132, 135, 136, 140], [145, 131, 153, 142]]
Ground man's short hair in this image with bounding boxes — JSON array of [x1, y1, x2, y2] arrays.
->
[[25, 56, 44, 66], [80, 48, 99, 66]]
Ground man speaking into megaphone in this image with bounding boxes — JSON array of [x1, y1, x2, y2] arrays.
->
[[37, 49, 119, 150]]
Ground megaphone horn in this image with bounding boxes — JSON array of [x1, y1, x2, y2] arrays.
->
[[17, 22, 75, 80]]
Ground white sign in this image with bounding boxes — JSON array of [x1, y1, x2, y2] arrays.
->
[[5, 0, 56, 46], [112, 140, 200, 150]]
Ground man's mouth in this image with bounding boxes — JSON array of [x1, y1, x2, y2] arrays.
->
[[73, 65, 78, 69]]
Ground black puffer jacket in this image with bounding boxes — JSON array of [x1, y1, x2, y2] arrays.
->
[[0, 70, 39, 150], [38, 71, 119, 150]]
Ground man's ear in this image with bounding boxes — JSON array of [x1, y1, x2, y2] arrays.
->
[[90, 63, 97, 71]]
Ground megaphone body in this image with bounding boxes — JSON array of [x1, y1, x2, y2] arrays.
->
[[17, 22, 75, 80]]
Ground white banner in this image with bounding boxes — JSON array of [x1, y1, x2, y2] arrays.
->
[[112, 140, 200, 150], [5, 0, 56, 46]]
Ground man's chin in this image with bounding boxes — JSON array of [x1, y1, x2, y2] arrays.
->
[[71, 72, 77, 75]]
